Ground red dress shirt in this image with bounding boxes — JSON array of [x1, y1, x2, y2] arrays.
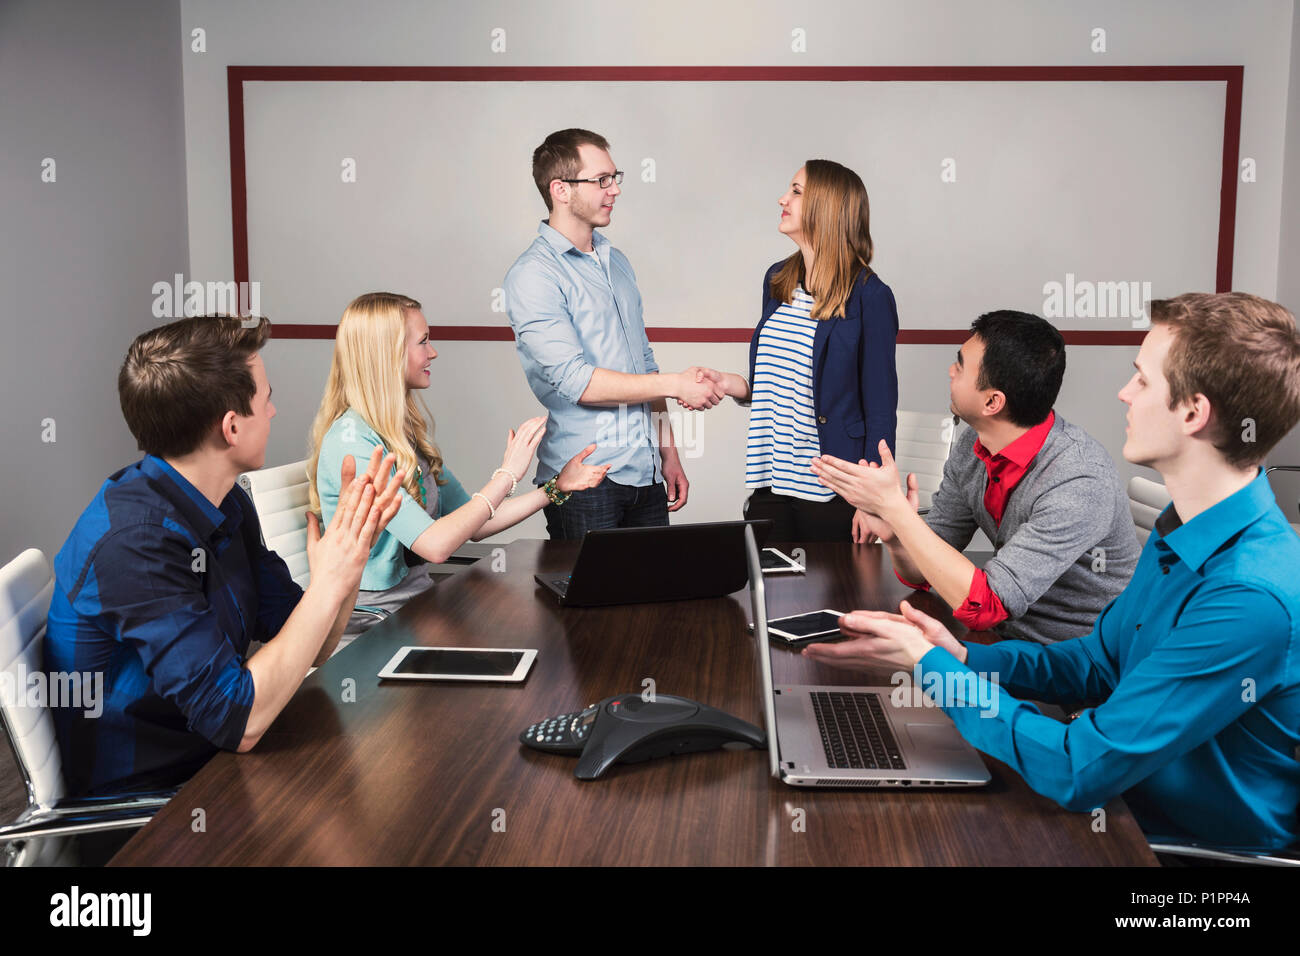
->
[[894, 412, 1056, 630]]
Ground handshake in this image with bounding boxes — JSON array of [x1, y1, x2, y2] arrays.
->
[[672, 366, 737, 411]]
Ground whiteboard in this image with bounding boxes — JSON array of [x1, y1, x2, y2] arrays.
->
[[242, 77, 1225, 333]]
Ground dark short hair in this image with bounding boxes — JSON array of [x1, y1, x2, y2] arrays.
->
[[531, 128, 611, 212], [118, 315, 271, 458], [969, 310, 1066, 427], [1151, 293, 1300, 467]]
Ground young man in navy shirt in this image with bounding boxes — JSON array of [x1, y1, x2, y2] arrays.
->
[[805, 293, 1300, 851], [45, 316, 403, 796]]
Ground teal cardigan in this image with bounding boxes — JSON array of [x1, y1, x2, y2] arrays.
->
[[317, 408, 472, 591]]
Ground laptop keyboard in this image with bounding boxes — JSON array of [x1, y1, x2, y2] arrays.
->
[[811, 691, 907, 770], [552, 578, 570, 596]]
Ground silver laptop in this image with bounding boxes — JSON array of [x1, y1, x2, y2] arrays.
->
[[744, 525, 990, 789]]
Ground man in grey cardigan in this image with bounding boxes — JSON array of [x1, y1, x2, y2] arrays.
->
[[812, 310, 1138, 643]]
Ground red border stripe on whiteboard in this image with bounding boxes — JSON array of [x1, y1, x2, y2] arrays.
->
[[268, 325, 1149, 346], [229, 65, 1242, 344]]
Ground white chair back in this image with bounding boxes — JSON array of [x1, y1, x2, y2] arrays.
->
[[894, 411, 960, 511], [0, 549, 64, 809], [238, 459, 312, 588], [1128, 475, 1172, 547], [1262, 465, 1300, 537]]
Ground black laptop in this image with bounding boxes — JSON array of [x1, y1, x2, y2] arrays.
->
[[535, 519, 773, 607]]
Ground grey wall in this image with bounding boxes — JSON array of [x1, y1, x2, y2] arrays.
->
[[2, 0, 1296, 568], [0, 0, 190, 565], [1271, 0, 1300, 519], [175, 0, 1300, 541]]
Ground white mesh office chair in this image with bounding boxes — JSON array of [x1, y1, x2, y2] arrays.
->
[[237, 459, 389, 628], [1131, 469, 1300, 545], [1264, 465, 1300, 536], [238, 460, 313, 587], [1148, 840, 1300, 867], [0, 549, 172, 857], [1127, 475, 1172, 547], [894, 411, 960, 514]]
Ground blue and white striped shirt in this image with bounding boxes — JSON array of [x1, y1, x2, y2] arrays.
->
[[745, 287, 832, 501]]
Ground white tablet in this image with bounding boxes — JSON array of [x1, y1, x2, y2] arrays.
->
[[766, 609, 846, 646], [378, 646, 537, 682], [761, 547, 806, 574]]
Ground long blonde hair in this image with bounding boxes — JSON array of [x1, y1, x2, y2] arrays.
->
[[770, 159, 875, 320], [307, 292, 444, 514]]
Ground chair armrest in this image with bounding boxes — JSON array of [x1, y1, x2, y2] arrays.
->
[[353, 605, 391, 624], [50, 790, 176, 814], [1, 788, 176, 842], [0, 803, 166, 841], [1149, 840, 1300, 867]]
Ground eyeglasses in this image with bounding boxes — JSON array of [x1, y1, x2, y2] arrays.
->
[[559, 171, 624, 189]]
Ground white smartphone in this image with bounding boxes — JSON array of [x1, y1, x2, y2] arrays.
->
[[378, 646, 537, 682], [760, 547, 805, 574], [764, 609, 847, 646]]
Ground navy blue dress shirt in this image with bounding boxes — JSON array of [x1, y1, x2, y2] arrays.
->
[[44, 455, 302, 796]]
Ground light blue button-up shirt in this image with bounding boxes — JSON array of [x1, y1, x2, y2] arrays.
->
[[503, 221, 662, 487], [915, 468, 1300, 850]]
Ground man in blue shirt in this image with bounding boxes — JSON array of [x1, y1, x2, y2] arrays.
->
[[45, 316, 403, 796], [804, 292, 1300, 851], [503, 128, 728, 538]]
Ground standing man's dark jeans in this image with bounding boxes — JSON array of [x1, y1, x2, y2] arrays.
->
[[743, 486, 854, 542], [543, 479, 670, 540]]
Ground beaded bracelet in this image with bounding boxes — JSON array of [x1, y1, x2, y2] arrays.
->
[[491, 467, 519, 496], [543, 476, 571, 506], [472, 491, 496, 519]]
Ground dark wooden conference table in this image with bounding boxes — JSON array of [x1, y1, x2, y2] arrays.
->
[[111, 539, 1157, 866]]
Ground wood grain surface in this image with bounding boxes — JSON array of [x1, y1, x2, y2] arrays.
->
[[110, 539, 1157, 866]]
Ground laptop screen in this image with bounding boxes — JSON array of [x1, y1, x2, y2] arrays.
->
[[743, 525, 781, 778]]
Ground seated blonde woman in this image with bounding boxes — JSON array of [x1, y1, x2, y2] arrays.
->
[[307, 292, 608, 642]]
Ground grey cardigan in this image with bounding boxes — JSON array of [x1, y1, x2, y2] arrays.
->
[[924, 414, 1140, 644]]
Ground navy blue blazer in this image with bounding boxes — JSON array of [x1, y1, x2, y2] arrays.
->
[[747, 262, 899, 465]]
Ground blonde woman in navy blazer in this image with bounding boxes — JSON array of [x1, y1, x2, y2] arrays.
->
[[705, 160, 899, 541]]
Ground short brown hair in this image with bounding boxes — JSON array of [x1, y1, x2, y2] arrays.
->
[[118, 315, 272, 458], [532, 128, 611, 212], [1150, 292, 1300, 467]]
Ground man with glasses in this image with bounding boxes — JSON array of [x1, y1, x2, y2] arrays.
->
[[504, 128, 726, 539]]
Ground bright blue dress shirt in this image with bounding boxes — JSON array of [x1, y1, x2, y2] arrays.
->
[[44, 455, 302, 796], [916, 468, 1300, 850], [503, 221, 662, 488]]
